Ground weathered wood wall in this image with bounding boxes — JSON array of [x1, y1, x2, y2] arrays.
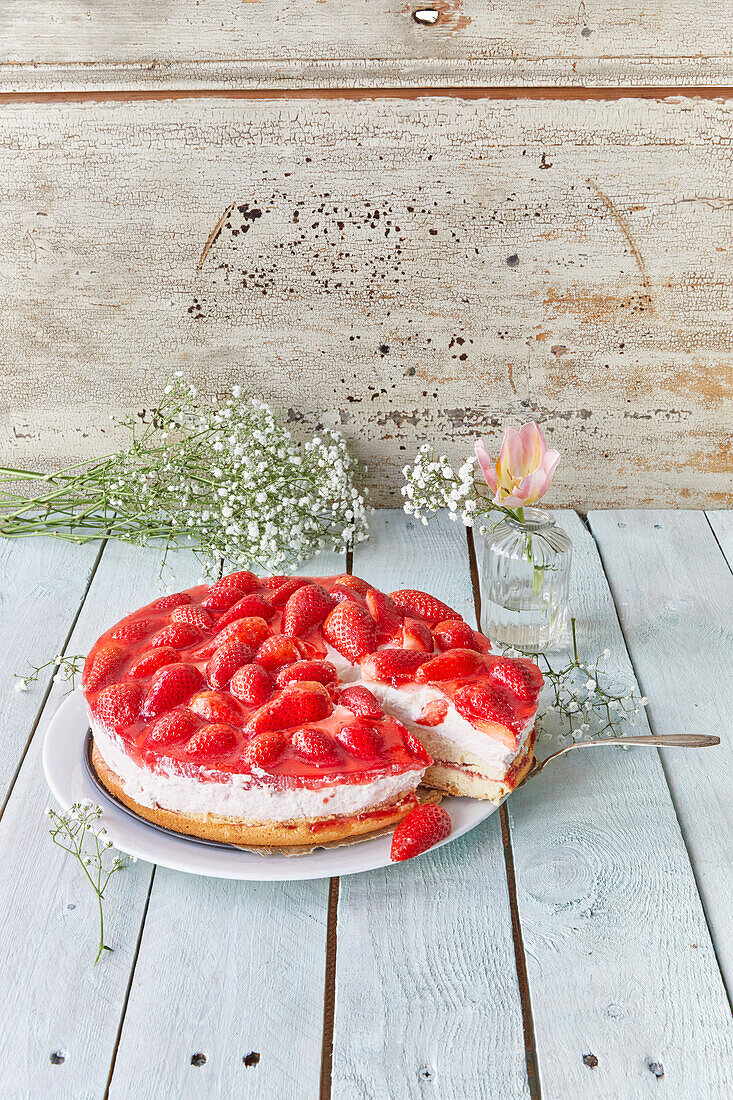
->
[[1, 6, 731, 506], [2, 1, 733, 88]]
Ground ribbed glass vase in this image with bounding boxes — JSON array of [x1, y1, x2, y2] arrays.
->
[[479, 508, 572, 652]]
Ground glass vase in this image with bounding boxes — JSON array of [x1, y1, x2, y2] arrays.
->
[[479, 508, 572, 653]]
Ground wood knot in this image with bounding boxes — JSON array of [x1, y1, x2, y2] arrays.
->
[[243, 1051, 261, 1067]]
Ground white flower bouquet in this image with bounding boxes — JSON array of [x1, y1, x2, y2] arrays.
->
[[0, 378, 369, 574]]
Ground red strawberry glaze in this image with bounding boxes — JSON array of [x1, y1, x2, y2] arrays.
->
[[83, 573, 541, 795]]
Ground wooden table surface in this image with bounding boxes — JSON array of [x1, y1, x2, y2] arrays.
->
[[1, 508, 731, 1099]]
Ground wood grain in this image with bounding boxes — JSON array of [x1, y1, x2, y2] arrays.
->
[[332, 511, 530, 1098], [478, 511, 733, 1096], [2, 1, 732, 90], [0, 541, 202, 1098], [588, 509, 733, 987], [0, 535, 99, 804], [106, 550, 345, 1100], [1, 95, 731, 509]]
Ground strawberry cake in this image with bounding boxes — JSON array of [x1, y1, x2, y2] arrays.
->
[[82, 572, 542, 847]]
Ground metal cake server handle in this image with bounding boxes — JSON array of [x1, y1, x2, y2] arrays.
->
[[524, 733, 720, 781]]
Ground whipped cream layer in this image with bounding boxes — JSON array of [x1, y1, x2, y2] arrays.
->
[[91, 719, 423, 823], [364, 682, 535, 772]]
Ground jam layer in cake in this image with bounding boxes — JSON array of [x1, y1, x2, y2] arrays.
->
[[82, 572, 542, 846]]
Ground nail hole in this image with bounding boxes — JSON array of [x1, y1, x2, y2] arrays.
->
[[617, 522, 626, 528], [243, 1051, 260, 1067], [50, 1051, 66, 1065], [412, 9, 440, 25], [419, 1065, 435, 1081], [191, 1052, 207, 1067], [646, 1058, 664, 1078], [653, 523, 662, 529], [66, 903, 75, 910], [582, 1053, 598, 1068]]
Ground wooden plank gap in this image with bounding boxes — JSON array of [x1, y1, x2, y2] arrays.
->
[[319, 876, 339, 1100], [3, 85, 733, 105], [0, 536, 107, 821], [587, 516, 733, 1012], [103, 866, 158, 1100], [467, 526, 541, 1100], [704, 512, 733, 576]]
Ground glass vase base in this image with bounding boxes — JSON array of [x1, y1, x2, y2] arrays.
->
[[482, 599, 569, 654]]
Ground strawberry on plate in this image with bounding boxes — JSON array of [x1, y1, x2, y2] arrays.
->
[[83, 643, 126, 691], [142, 664, 204, 719], [322, 601, 377, 662], [390, 803, 451, 862], [415, 648, 483, 683], [361, 648, 429, 687], [389, 589, 461, 625], [281, 584, 334, 637]]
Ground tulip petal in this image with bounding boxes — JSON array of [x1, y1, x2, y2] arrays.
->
[[475, 439, 499, 491], [518, 421, 546, 471], [499, 427, 526, 484]]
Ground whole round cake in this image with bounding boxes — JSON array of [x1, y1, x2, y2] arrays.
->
[[82, 572, 542, 847]]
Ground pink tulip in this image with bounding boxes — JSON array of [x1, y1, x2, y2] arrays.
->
[[475, 423, 560, 511]]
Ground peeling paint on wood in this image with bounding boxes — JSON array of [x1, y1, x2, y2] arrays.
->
[[0, 96, 731, 507], [1, 0, 733, 89]]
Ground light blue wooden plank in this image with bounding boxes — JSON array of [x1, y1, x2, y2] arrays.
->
[[333, 510, 530, 1099], [590, 509, 733, 985], [107, 551, 345, 1100], [0, 535, 100, 803], [0, 542, 203, 1099], [484, 510, 732, 1097]]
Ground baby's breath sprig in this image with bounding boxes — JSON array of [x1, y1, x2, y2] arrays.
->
[[15, 654, 83, 695], [401, 446, 508, 531], [512, 619, 649, 746], [0, 378, 369, 576], [46, 801, 134, 964]]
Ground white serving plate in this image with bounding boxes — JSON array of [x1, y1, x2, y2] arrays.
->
[[43, 690, 500, 881]]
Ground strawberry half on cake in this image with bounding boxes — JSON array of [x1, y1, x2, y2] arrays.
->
[[81, 572, 542, 848]]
